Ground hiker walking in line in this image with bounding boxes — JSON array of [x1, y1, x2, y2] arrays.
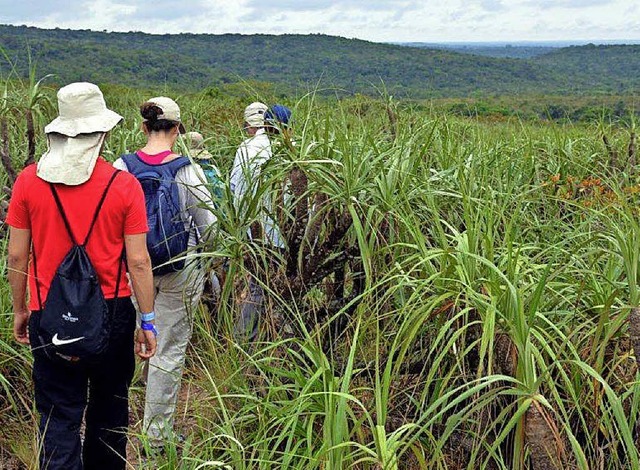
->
[[230, 102, 292, 342], [184, 131, 224, 204], [113, 98, 216, 451], [6, 82, 157, 470], [264, 104, 293, 139], [184, 131, 224, 310]]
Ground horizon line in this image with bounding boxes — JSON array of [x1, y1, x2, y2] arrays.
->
[[2, 23, 639, 46]]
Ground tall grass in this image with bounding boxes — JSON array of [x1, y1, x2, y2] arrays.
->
[[1, 79, 640, 469]]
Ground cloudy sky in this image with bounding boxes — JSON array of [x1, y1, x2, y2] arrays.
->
[[1, 0, 638, 43]]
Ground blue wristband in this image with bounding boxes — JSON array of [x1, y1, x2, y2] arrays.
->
[[141, 312, 155, 322], [141, 321, 158, 337]]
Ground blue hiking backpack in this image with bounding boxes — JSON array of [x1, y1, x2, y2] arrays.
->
[[121, 153, 192, 275]]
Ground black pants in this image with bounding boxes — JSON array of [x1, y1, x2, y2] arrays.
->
[[29, 298, 136, 470]]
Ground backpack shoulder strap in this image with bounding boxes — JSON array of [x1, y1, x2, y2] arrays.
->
[[163, 156, 192, 177], [120, 153, 143, 174], [49, 183, 79, 245], [83, 169, 121, 246], [121, 153, 190, 179], [38, 170, 121, 310]]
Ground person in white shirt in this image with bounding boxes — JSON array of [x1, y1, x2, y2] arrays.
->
[[230, 102, 292, 341]]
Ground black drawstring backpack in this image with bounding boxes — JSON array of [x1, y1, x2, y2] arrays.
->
[[32, 170, 124, 362]]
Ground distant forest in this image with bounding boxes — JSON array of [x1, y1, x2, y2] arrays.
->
[[1, 24, 639, 99], [399, 43, 558, 59]]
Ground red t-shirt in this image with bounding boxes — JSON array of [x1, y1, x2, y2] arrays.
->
[[6, 158, 149, 311]]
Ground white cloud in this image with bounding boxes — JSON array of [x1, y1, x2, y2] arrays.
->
[[2, 0, 639, 42]]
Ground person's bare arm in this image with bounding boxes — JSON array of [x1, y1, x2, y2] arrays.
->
[[7, 227, 31, 345], [124, 233, 156, 358], [125, 233, 154, 312]]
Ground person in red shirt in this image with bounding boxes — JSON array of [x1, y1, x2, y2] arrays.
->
[[6, 82, 157, 470]]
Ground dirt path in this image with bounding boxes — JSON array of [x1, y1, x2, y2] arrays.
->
[[126, 375, 210, 468]]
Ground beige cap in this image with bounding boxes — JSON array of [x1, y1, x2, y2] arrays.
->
[[244, 102, 268, 128], [145, 96, 186, 134]]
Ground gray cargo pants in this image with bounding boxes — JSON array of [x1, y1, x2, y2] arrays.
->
[[136, 265, 205, 446]]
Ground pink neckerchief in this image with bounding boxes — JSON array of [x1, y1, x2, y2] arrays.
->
[[136, 149, 173, 165]]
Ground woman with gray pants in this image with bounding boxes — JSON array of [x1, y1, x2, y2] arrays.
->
[[114, 96, 216, 449]]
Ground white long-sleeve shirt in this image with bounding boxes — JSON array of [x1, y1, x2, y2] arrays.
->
[[230, 128, 283, 247]]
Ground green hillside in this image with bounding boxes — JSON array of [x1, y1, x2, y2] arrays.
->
[[533, 44, 640, 94], [1, 24, 639, 98]]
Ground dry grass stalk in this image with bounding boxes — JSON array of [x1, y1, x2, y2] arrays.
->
[[0, 118, 15, 229], [494, 333, 518, 377], [302, 210, 352, 284], [0, 117, 17, 184], [386, 102, 398, 141], [524, 400, 566, 470], [629, 307, 640, 369], [286, 166, 309, 277], [303, 192, 328, 261], [603, 134, 618, 170], [24, 108, 35, 167]]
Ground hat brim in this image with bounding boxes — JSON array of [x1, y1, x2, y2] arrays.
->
[[190, 148, 213, 160], [45, 109, 123, 137]]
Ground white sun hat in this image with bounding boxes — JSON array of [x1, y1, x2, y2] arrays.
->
[[44, 82, 122, 137], [244, 101, 268, 128], [37, 82, 122, 185]]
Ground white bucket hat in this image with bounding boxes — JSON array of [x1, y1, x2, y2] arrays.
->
[[44, 82, 122, 137], [183, 131, 213, 160], [37, 82, 122, 185], [244, 102, 268, 128]]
